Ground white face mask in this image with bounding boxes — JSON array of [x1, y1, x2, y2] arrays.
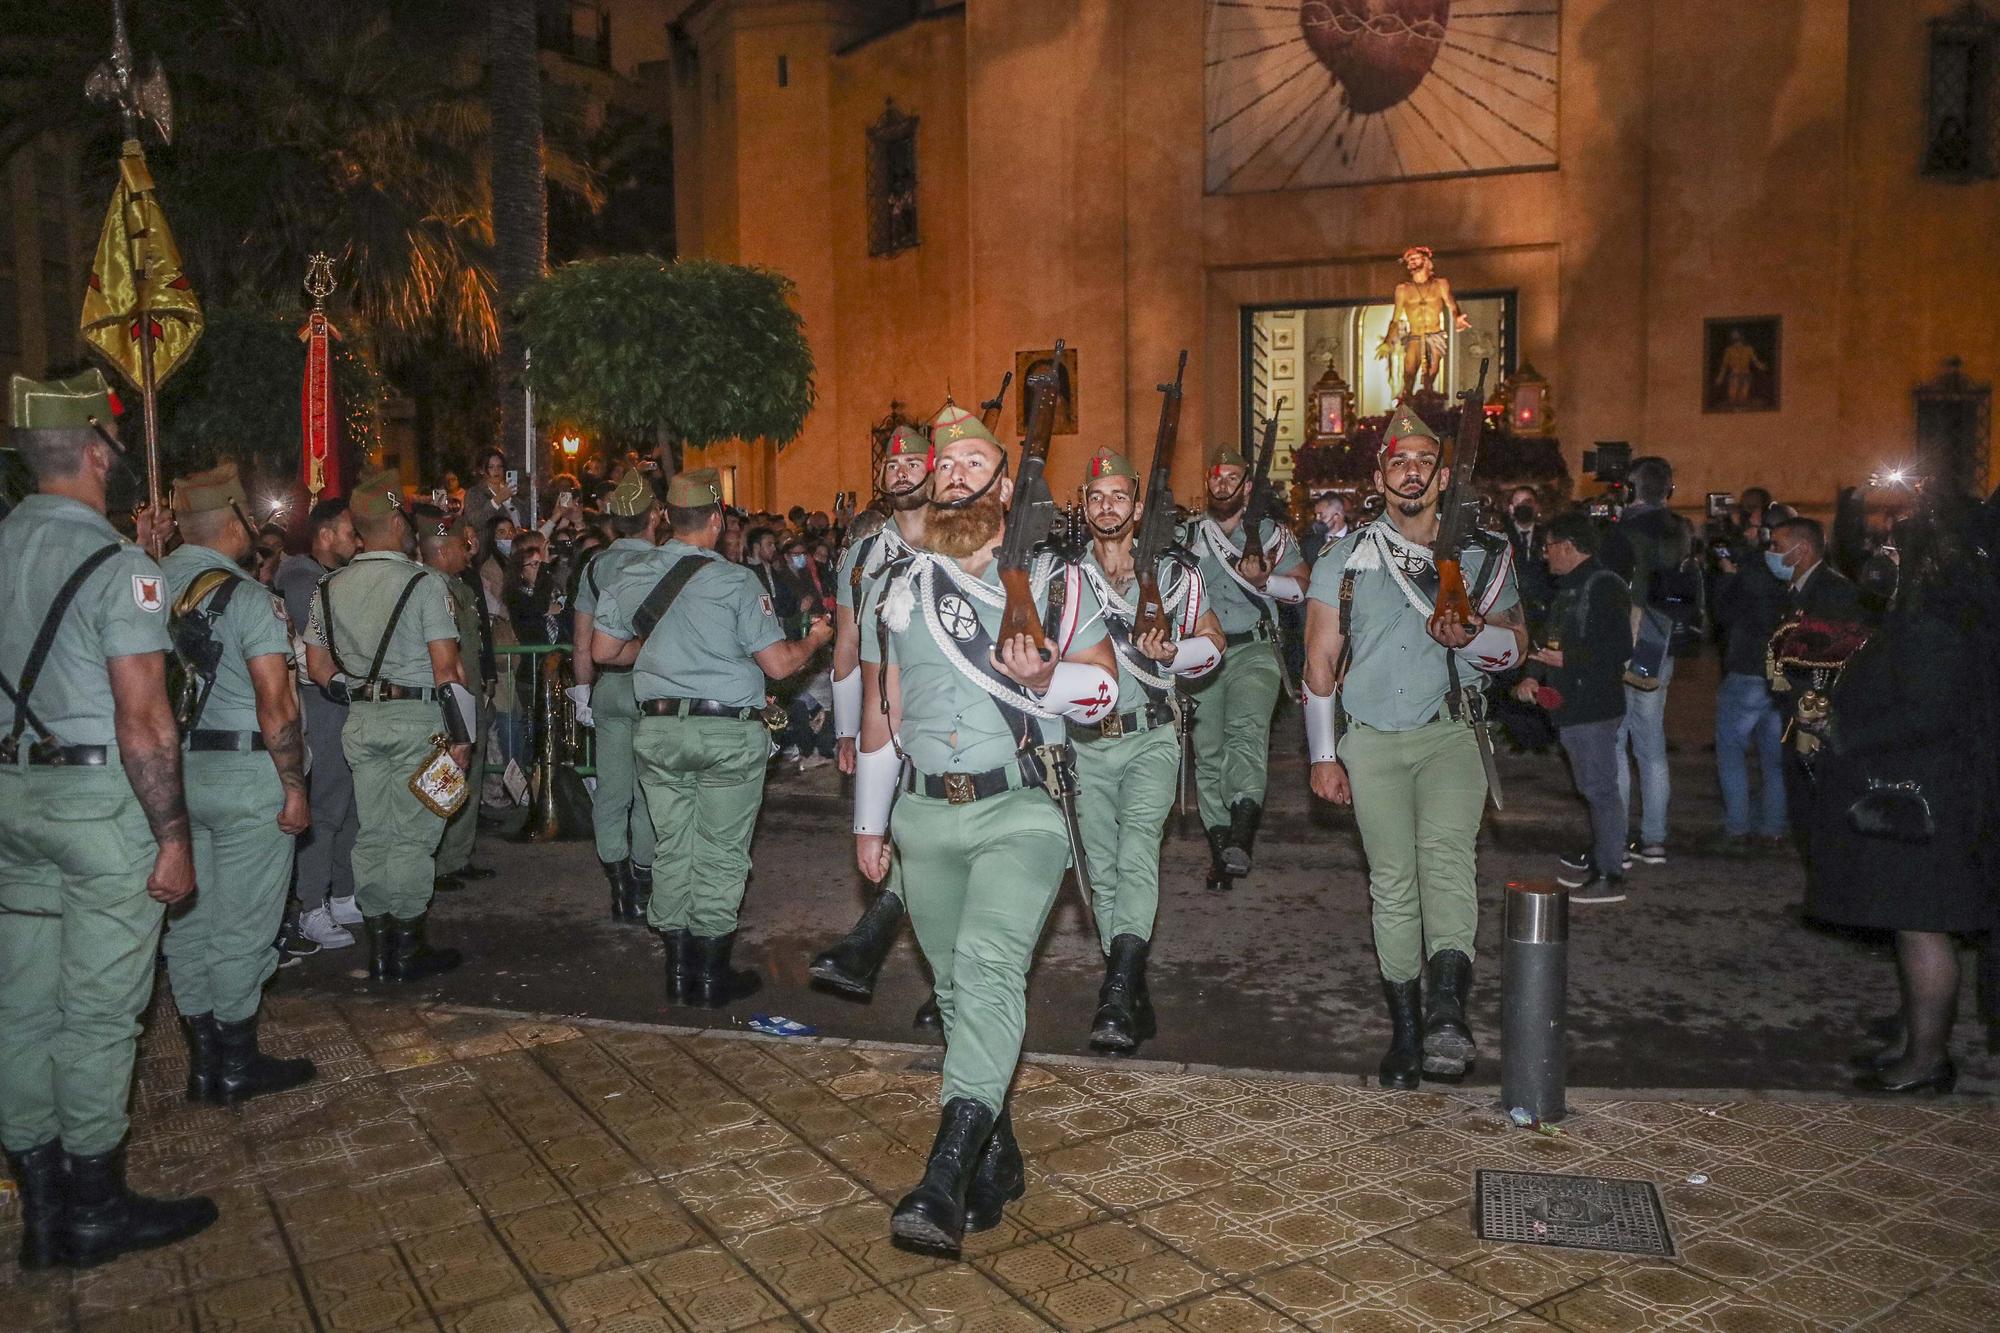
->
[[788, 553, 808, 571], [495, 538, 514, 558]]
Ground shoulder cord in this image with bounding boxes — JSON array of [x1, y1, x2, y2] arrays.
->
[[1080, 560, 1190, 694], [918, 559, 1059, 721]]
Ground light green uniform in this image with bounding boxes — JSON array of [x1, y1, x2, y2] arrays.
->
[[434, 573, 486, 878], [305, 551, 461, 919], [836, 522, 916, 907], [160, 544, 295, 1023], [1178, 516, 1300, 827], [576, 539, 659, 870], [0, 496, 171, 1156], [862, 552, 1106, 1112], [593, 540, 782, 937], [1309, 518, 1519, 982], [1071, 553, 1203, 950]]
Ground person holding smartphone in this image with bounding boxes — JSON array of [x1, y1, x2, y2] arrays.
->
[[460, 448, 521, 539]]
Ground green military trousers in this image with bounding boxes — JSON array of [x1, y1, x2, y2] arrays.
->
[[1183, 638, 1282, 828], [434, 731, 485, 878], [636, 715, 767, 937], [164, 752, 290, 1022], [1338, 718, 1488, 983], [1073, 721, 1180, 951], [0, 760, 164, 1156], [895, 787, 1070, 1113], [590, 670, 655, 870], [342, 699, 447, 919]]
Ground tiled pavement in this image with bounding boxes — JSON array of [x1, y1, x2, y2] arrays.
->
[[5, 993, 1998, 1332]]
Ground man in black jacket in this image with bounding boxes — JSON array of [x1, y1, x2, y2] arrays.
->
[[1771, 517, 1863, 621], [1518, 512, 1632, 902], [1711, 541, 1789, 848]]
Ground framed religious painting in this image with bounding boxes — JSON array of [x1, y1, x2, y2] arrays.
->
[[1703, 317, 1781, 414]]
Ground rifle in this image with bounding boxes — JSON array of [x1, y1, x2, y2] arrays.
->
[[1131, 350, 1189, 639], [996, 341, 1064, 654], [1237, 399, 1285, 580], [978, 371, 1014, 433], [1428, 357, 1492, 634]]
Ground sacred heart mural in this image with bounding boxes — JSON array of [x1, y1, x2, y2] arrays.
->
[[1204, 1, 1560, 194]]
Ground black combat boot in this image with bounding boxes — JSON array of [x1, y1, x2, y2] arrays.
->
[[601, 858, 632, 921], [59, 1145, 218, 1268], [363, 915, 396, 981], [211, 1015, 317, 1105], [809, 891, 907, 997], [4, 1140, 65, 1270], [384, 913, 462, 983], [891, 1098, 997, 1255], [1422, 948, 1477, 1080], [180, 1013, 218, 1104], [1090, 934, 1157, 1052], [1378, 978, 1424, 1091], [912, 993, 942, 1028], [690, 933, 760, 1008], [626, 864, 653, 923], [1221, 799, 1261, 877], [662, 929, 693, 1003], [964, 1105, 1024, 1233], [1204, 826, 1234, 893]]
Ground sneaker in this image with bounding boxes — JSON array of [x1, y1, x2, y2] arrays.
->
[[1568, 873, 1628, 904], [327, 895, 365, 927], [299, 906, 356, 949], [1558, 848, 1633, 883], [1628, 840, 1667, 866], [277, 920, 321, 965], [1557, 847, 1593, 874]]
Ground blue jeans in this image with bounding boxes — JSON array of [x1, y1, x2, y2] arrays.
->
[[1614, 652, 1674, 846], [1714, 671, 1787, 838], [1559, 718, 1627, 877]]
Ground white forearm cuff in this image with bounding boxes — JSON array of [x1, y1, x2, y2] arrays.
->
[[1304, 683, 1339, 764], [1263, 573, 1305, 605], [832, 668, 863, 740], [852, 742, 899, 835], [1043, 662, 1116, 725], [1455, 623, 1524, 674], [1167, 636, 1221, 679]]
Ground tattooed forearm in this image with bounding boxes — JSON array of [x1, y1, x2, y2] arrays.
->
[[126, 741, 192, 847], [264, 716, 308, 794]]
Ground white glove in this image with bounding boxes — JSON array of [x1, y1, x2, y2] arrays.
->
[[1166, 636, 1221, 679], [1454, 623, 1524, 674], [853, 741, 899, 834], [1304, 682, 1339, 763], [564, 683, 594, 727], [1042, 662, 1116, 725], [831, 667, 862, 740]]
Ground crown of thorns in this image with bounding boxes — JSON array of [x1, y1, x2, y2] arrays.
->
[[1402, 246, 1433, 263]]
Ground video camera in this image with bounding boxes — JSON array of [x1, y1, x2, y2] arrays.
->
[[1581, 441, 1633, 520]]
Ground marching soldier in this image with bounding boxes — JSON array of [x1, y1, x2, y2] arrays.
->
[[1073, 448, 1224, 1051], [1179, 446, 1306, 891], [303, 469, 472, 983], [0, 370, 217, 1268], [160, 461, 317, 1106], [570, 471, 661, 923], [418, 507, 494, 893], [1302, 408, 1524, 1088], [811, 424, 932, 1007], [853, 412, 1118, 1256], [590, 469, 830, 1006]]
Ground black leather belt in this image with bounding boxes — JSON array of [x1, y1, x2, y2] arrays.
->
[[641, 697, 760, 721], [902, 753, 1047, 804], [1223, 623, 1275, 648], [1074, 699, 1175, 741], [14, 744, 111, 767], [185, 730, 270, 753], [354, 683, 442, 703]]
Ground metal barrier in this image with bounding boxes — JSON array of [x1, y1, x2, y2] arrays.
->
[[491, 644, 586, 841]]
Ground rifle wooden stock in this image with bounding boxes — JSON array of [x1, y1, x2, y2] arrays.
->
[[1429, 558, 1473, 637], [998, 566, 1049, 651], [997, 342, 1064, 659], [1428, 357, 1491, 631]]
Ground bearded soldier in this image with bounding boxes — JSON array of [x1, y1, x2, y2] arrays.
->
[[570, 471, 663, 923], [1072, 448, 1224, 1051], [853, 406, 1118, 1256], [591, 470, 830, 1006], [1302, 407, 1524, 1088], [811, 425, 933, 1008], [1179, 446, 1306, 892], [160, 461, 316, 1106]]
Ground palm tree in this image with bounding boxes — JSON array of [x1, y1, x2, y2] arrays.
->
[[487, 0, 548, 465]]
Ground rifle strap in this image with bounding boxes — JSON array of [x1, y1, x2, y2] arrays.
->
[[632, 555, 712, 643], [366, 574, 429, 691], [925, 563, 1043, 751], [1332, 570, 1356, 739], [172, 569, 247, 733], [2, 542, 123, 751]]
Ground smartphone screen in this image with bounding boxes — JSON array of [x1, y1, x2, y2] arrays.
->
[[505, 470, 520, 490], [431, 488, 446, 506]]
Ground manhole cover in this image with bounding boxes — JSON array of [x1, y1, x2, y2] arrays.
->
[[1473, 1169, 1675, 1257]]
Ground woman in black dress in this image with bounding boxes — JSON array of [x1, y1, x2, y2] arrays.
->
[[1809, 495, 2000, 1093]]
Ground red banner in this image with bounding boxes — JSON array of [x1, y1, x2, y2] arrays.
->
[[299, 310, 343, 499]]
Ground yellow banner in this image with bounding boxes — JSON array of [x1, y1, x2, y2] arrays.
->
[[79, 140, 203, 389]]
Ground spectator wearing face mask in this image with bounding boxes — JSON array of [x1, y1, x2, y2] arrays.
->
[[1504, 487, 1554, 635], [1301, 491, 1349, 566], [1710, 518, 1790, 850]]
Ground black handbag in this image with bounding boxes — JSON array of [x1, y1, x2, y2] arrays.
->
[[1847, 780, 1936, 844]]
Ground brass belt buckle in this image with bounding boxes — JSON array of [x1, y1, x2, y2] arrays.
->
[[1099, 711, 1126, 739], [943, 772, 975, 804]]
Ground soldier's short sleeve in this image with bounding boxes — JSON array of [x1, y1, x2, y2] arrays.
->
[[593, 573, 634, 641], [229, 582, 294, 662], [735, 568, 784, 657], [1307, 533, 1357, 609], [414, 570, 461, 644], [94, 546, 173, 658]]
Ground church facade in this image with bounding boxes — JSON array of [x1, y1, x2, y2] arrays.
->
[[663, 0, 2000, 513]]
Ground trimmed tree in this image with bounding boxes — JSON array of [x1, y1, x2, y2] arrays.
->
[[517, 257, 815, 464]]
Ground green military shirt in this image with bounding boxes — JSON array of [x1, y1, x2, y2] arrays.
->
[[443, 576, 484, 693], [1181, 515, 1299, 636], [303, 550, 459, 689], [1081, 551, 1204, 710], [1308, 516, 1520, 733], [161, 544, 292, 733], [593, 540, 783, 709], [575, 538, 657, 619], [0, 494, 171, 747], [835, 520, 916, 614], [862, 552, 1107, 774]]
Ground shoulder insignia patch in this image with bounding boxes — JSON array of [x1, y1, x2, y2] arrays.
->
[[759, 594, 774, 617], [133, 574, 163, 613], [271, 593, 291, 626]]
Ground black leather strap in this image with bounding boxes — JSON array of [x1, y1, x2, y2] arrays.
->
[[1223, 623, 1275, 648], [20, 744, 110, 767], [640, 697, 758, 721], [353, 682, 442, 703], [1074, 699, 1175, 741], [901, 752, 1047, 802], [632, 555, 712, 642], [2, 542, 123, 753], [185, 729, 270, 752]]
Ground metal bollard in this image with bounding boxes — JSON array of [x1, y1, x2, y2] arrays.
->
[[1501, 880, 1568, 1123]]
